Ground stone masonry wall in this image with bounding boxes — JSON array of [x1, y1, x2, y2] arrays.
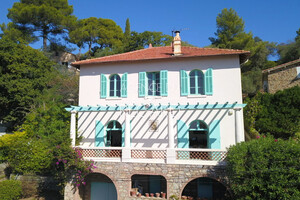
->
[[65, 162, 227, 200], [267, 67, 300, 94]]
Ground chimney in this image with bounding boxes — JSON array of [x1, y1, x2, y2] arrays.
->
[[173, 31, 182, 56], [148, 43, 153, 48]]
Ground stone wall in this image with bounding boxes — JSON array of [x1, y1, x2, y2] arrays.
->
[[267, 66, 300, 93], [65, 162, 227, 200]]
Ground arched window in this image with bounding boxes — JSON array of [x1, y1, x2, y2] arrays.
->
[[189, 70, 204, 95], [106, 121, 122, 147], [109, 74, 121, 97], [189, 120, 208, 148]]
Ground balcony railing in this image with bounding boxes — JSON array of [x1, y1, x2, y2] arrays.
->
[[75, 147, 227, 165]]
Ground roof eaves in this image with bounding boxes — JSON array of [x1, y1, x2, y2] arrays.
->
[[71, 51, 250, 67]]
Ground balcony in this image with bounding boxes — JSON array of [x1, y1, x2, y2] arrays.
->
[[75, 147, 227, 165]]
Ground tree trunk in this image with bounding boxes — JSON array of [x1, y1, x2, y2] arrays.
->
[[43, 34, 47, 51]]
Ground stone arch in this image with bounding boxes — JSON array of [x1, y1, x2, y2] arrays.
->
[[81, 172, 119, 200], [180, 175, 230, 200]]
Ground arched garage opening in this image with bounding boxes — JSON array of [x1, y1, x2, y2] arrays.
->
[[181, 177, 227, 200], [85, 173, 117, 200]]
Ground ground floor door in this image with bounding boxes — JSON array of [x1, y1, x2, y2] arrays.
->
[[91, 182, 117, 200]]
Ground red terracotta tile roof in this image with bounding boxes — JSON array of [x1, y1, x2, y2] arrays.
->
[[262, 58, 300, 73], [71, 46, 250, 67]]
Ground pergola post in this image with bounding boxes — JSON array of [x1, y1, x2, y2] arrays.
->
[[167, 108, 176, 164], [70, 110, 77, 147], [122, 109, 131, 162], [234, 108, 244, 143]]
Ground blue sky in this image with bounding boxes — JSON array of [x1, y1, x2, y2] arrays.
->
[[1, 0, 300, 54]]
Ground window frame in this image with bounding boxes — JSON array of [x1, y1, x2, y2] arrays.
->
[[189, 70, 204, 95], [109, 74, 121, 97], [146, 71, 161, 96]]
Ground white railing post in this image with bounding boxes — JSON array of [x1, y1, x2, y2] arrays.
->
[[234, 108, 244, 143], [122, 109, 131, 162], [70, 110, 77, 147], [167, 108, 176, 164]]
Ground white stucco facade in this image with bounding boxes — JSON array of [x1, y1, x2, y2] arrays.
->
[[72, 55, 245, 153]]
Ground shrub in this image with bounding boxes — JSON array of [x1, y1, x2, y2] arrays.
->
[[0, 180, 22, 200], [226, 136, 300, 200], [244, 86, 300, 139]]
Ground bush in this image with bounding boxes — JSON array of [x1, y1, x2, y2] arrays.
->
[[226, 136, 300, 200], [0, 180, 22, 200], [244, 86, 300, 139]]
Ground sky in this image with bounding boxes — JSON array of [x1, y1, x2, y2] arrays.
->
[[1, 0, 300, 56]]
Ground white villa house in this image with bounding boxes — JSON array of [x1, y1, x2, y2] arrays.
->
[[65, 31, 250, 200]]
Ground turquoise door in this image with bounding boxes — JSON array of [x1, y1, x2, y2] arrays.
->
[[91, 182, 117, 200], [197, 179, 212, 199]]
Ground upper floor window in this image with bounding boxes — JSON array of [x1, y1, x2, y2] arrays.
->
[[189, 70, 204, 95], [180, 68, 213, 96], [147, 72, 160, 96], [139, 70, 168, 97], [100, 73, 128, 98], [109, 74, 121, 97]]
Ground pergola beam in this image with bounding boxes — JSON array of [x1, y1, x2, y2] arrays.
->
[[65, 102, 246, 112]]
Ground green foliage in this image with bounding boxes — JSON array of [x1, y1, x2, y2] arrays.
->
[[0, 180, 22, 200], [277, 28, 300, 64], [7, 137, 53, 174], [244, 86, 300, 139], [0, 131, 27, 162], [98, 18, 124, 50], [7, 0, 76, 50], [209, 8, 277, 95], [69, 17, 124, 56], [0, 22, 36, 44], [209, 8, 245, 48], [241, 69, 262, 94], [124, 18, 131, 40], [52, 146, 96, 188], [226, 136, 300, 200], [0, 38, 54, 131], [124, 31, 172, 52]]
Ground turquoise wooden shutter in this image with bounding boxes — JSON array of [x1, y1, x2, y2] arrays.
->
[[180, 70, 189, 96], [138, 72, 146, 97], [121, 73, 128, 97], [95, 121, 105, 147], [100, 74, 107, 98], [205, 68, 213, 95], [160, 70, 168, 96], [122, 123, 125, 147], [177, 120, 189, 148], [208, 120, 220, 149]]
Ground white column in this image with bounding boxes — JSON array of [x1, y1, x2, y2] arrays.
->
[[122, 109, 131, 162], [167, 108, 175, 148], [124, 110, 131, 148], [70, 111, 77, 147], [167, 108, 176, 164], [234, 108, 244, 143]]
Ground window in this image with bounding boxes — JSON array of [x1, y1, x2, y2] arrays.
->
[[131, 175, 167, 196], [100, 73, 128, 98], [189, 70, 204, 95], [180, 68, 213, 96], [106, 121, 122, 147], [109, 74, 121, 97], [147, 72, 160, 96], [139, 70, 168, 97]]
